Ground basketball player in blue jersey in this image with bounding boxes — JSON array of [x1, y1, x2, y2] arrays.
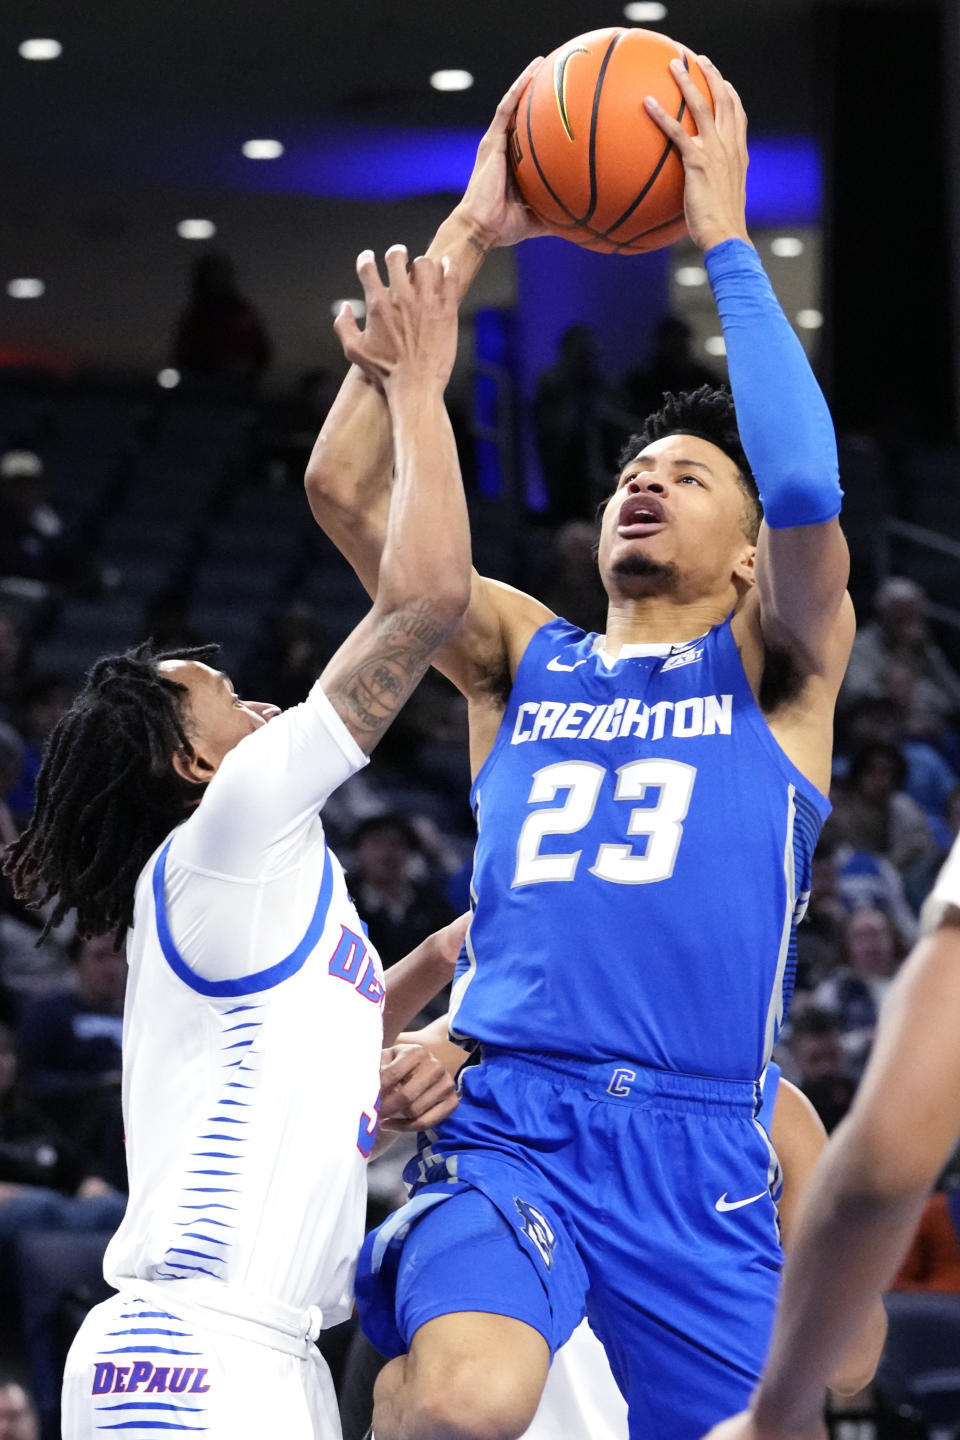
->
[[307, 57, 854, 1440], [3, 248, 473, 1440], [386, 1021, 886, 1440]]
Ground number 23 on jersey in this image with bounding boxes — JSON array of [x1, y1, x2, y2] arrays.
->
[[513, 758, 696, 887]]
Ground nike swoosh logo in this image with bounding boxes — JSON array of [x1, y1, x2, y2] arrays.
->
[[715, 1192, 767, 1213], [546, 656, 589, 672], [553, 45, 589, 141]]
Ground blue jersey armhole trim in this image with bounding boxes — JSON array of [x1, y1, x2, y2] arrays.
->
[[152, 839, 334, 996], [718, 616, 831, 823], [468, 616, 593, 811]]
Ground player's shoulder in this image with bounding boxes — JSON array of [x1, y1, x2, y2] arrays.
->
[[437, 575, 556, 703]]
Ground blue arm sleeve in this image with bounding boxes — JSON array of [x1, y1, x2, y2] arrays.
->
[[704, 238, 842, 530]]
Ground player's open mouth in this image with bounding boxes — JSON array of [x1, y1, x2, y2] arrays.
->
[[617, 494, 666, 537]]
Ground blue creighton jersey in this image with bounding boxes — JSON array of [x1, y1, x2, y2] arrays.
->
[[452, 616, 830, 1081]]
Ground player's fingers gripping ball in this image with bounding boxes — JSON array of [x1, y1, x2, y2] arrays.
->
[[508, 26, 713, 253]]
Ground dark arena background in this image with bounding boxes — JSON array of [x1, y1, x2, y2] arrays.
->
[[1, 2, 959, 1437]]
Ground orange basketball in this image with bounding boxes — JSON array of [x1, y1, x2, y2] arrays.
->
[[508, 27, 713, 254]]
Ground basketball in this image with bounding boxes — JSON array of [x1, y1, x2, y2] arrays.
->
[[508, 27, 713, 254]]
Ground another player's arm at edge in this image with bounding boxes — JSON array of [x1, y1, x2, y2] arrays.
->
[[705, 908, 960, 1440], [317, 248, 473, 756], [647, 58, 854, 793], [769, 1081, 887, 1398]]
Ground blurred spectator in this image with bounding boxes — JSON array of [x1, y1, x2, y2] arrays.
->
[[831, 843, 918, 949], [794, 835, 847, 993], [241, 602, 328, 712], [140, 587, 199, 653], [830, 741, 940, 882], [0, 721, 24, 849], [0, 606, 31, 724], [841, 576, 960, 720], [838, 694, 957, 849], [533, 326, 611, 523], [346, 815, 455, 974], [0, 1022, 73, 1193], [256, 366, 340, 486], [620, 314, 716, 424], [0, 1382, 38, 1440], [17, 934, 124, 1131], [785, 1007, 856, 1133], [0, 452, 68, 590], [892, 1182, 960, 1293], [4, 677, 75, 829], [173, 252, 272, 387], [540, 520, 608, 635], [812, 906, 904, 1074]]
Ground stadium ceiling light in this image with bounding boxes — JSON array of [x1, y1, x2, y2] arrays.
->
[[623, 3, 668, 22], [242, 139, 284, 160], [157, 368, 181, 389], [177, 219, 216, 240], [675, 266, 708, 287], [704, 335, 727, 356], [771, 236, 805, 258], [6, 277, 45, 299], [18, 38, 62, 60], [796, 309, 824, 330], [430, 69, 474, 92]]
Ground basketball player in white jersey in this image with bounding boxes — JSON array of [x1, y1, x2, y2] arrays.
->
[[4, 246, 470, 1440]]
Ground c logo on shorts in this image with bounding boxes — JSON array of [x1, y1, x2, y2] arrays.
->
[[514, 1198, 556, 1271]]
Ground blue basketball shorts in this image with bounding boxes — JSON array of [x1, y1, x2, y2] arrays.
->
[[355, 1049, 784, 1440]]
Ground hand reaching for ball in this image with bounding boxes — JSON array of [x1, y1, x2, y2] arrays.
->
[[644, 54, 752, 254], [453, 58, 552, 250]]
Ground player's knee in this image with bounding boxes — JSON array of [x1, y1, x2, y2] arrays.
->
[[403, 1362, 539, 1440]]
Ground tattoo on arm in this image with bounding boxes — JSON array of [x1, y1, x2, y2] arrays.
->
[[466, 234, 489, 258], [326, 600, 450, 746]]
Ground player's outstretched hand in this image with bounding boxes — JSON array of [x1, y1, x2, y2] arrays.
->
[[454, 58, 551, 249], [702, 1411, 827, 1440], [643, 54, 750, 254], [334, 247, 459, 396], [379, 1042, 460, 1133]]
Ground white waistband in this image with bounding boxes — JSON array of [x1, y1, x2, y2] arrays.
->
[[114, 1277, 324, 1359]]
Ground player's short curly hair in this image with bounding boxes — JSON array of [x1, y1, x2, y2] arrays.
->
[[618, 385, 762, 543]]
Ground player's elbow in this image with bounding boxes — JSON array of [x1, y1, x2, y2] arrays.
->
[[828, 1305, 888, 1398], [378, 573, 470, 642], [304, 448, 348, 515]]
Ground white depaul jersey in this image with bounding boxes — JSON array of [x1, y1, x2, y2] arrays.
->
[[104, 682, 385, 1321]]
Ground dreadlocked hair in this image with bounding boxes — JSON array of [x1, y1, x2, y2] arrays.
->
[[618, 385, 762, 543], [2, 641, 219, 946]]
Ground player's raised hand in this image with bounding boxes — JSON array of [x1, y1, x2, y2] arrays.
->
[[334, 246, 459, 396], [643, 54, 751, 254], [454, 58, 551, 249], [379, 1042, 460, 1132]]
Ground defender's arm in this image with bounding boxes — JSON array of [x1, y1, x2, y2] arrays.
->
[[305, 64, 552, 707], [318, 248, 470, 752]]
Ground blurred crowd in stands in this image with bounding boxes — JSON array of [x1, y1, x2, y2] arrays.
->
[[1, 301, 960, 1436]]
